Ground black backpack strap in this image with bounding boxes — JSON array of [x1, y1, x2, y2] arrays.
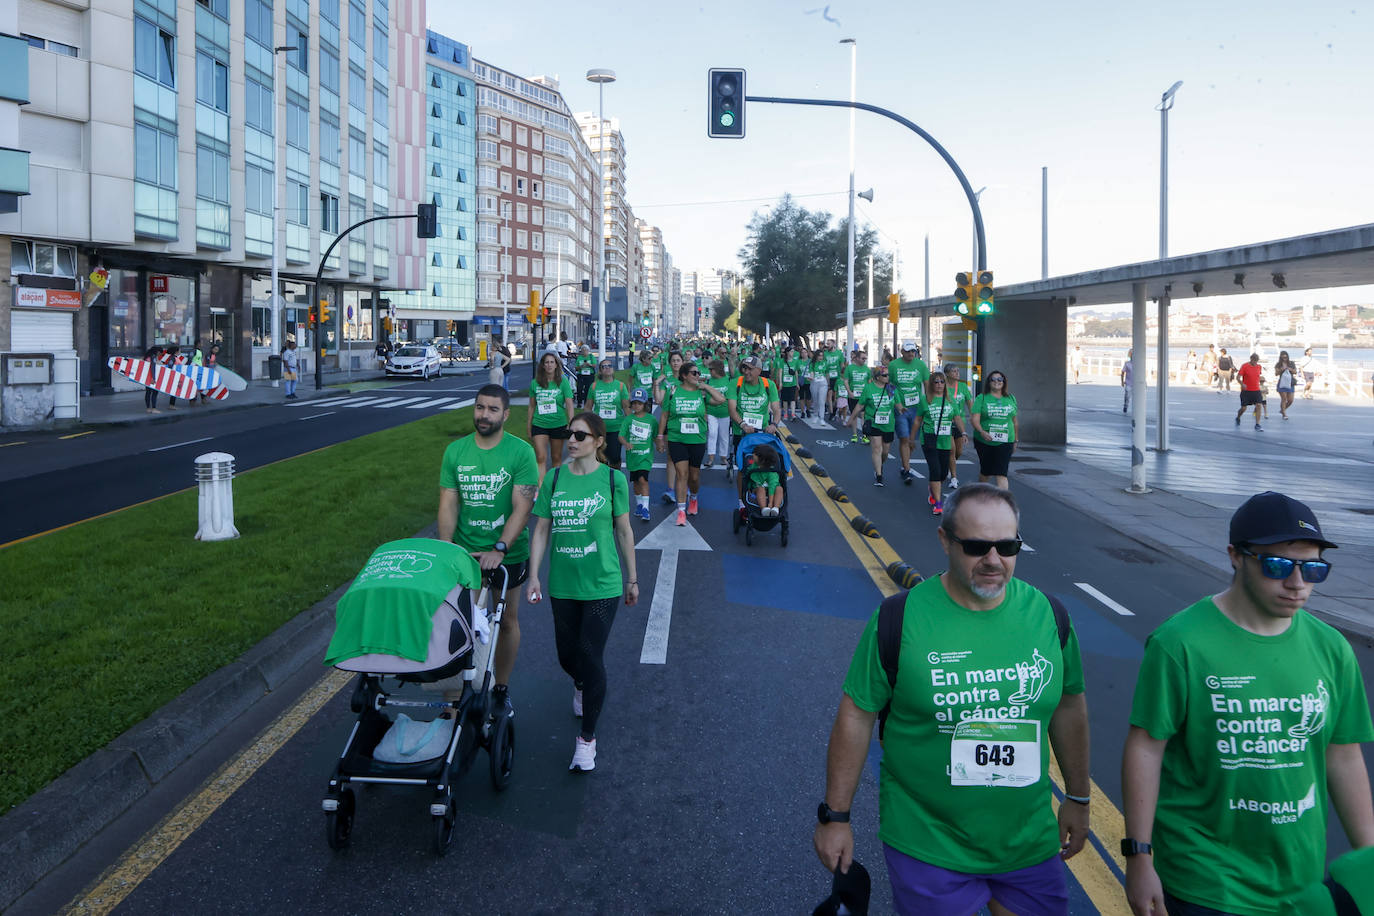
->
[[1326, 876, 1360, 916], [875, 590, 908, 741], [1047, 593, 1071, 648]]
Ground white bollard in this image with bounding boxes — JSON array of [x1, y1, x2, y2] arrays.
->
[[194, 451, 240, 541]]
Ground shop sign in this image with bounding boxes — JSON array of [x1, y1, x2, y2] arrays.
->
[[88, 267, 110, 290], [15, 287, 82, 309], [150, 275, 169, 293]]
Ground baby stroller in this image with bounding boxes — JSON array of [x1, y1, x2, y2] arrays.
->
[[732, 431, 792, 547], [320, 539, 514, 855]]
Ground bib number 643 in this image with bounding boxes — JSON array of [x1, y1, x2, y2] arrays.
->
[[974, 743, 1015, 766]]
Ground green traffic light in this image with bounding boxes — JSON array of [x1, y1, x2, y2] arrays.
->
[[719, 111, 735, 128]]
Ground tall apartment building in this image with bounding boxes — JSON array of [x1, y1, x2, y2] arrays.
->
[[1, 0, 424, 417], [636, 218, 662, 329], [575, 112, 629, 311], [470, 58, 597, 346]]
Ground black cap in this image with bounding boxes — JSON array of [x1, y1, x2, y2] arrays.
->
[[1229, 491, 1337, 550], [813, 860, 870, 916]]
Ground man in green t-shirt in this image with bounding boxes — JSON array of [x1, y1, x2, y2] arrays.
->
[[622, 387, 656, 522], [574, 345, 597, 407], [726, 355, 781, 445], [1123, 492, 1374, 916], [436, 384, 539, 717], [815, 485, 1092, 915], [890, 342, 930, 485]]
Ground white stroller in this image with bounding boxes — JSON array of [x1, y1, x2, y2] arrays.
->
[[321, 539, 514, 855]]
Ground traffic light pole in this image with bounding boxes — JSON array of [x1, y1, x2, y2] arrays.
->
[[313, 212, 420, 390], [745, 95, 989, 368]]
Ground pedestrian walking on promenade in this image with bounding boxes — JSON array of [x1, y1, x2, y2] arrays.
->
[[1275, 351, 1297, 420], [890, 342, 930, 486], [1300, 347, 1317, 398], [657, 360, 726, 524], [971, 370, 1018, 490], [1235, 352, 1265, 430], [281, 341, 298, 400], [525, 412, 638, 772], [1216, 349, 1235, 393], [1122, 491, 1372, 916], [1070, 345, 1084, 384], [703, 360, 732, 468], [846, 362, 903, 487], [437, 384, 537, 719], [527, 351, 575, 483], [916, 372, 958, 516], [143, 344, 163, 413], [588, 360, 630, 469], [1121, 349, 1134, 413], [1201, 345, 1218, 388], [943, 364, 973, 488], [815, 484, 1091, 916]]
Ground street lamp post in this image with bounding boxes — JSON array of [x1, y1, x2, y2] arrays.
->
[[970, 186, 987, 270], [270, 43, 297, 385], [1156, 80, 1181, 454], [1158, 80, 1182, 260], [586, 68, 616, 364], [841, 38, 856, 354]]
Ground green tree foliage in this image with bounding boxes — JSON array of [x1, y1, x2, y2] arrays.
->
[[738, 195, 892, 339], [713, 288, 737, 334]]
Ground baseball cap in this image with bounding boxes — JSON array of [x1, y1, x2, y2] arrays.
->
[[901, 340, 918, 352], [629, 387, 650, 403], [812, 860, 871, 916], [1229, 491, 1337, 550], [741, 356, 762, 369]]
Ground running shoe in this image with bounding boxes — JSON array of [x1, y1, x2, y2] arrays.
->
[[676, 508, 687, 526], [860, 436, 870, 445], [570, 736, 596, 772], [902, 469, 915, 486], [874, 474, 884, 487], [1255, 423, 1264, 431], [850, 432, 859, 443], [703, 457, 714, 468], [573, 688, 583, 717], [949, 476, 959, 489], [634, 504, 651, 522], [933, 501, 944, 516], [687, 496, 699, 516], [1235, 415, 1241, 427], [661, 491, 675, 505], [490, 685, 514, 721], [928, 494, 937, 506]]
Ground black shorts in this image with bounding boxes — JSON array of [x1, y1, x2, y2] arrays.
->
[[629, 468, 651, 483], [780, 386, 798, 401], [862, 423, 895, 443], [604, 431, 623, 467], [531, 424, 568, 439], [974, 439, 1014, 477], [1240, 389, 1263, 406], [497, 560, 529, 590], [828, 377, 839, 390], [667, 440, 707, 467], [847, 397, 859, 411]]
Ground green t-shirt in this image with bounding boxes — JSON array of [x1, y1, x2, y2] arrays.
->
[[947, 380, 973, 417], [972, 393, 1017, 444], [841, 363, 870, 397], [623, 414, 656, 472], [589, 380, 628, 432], [532, 463, 629, 601], [890, 357, 929, 408], [664, 386, 709, 444], [855, 381, 903, 432], [528, 376, 573, 428], [706, 375, 731, 418], [843, 576, 1085, 873], [575, 354, 596, 377], [727, 377, 780, 433], [1129, 599, 1374, 916], [631, 362, 656, 390], [438, 432, 539, 562], [824, 350, 844, 378], [750, 470, 780, 494], [919, 395, 959, 449], [778, 357, 803, 388]]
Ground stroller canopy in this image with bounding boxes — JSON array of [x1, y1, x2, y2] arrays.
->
[[734, 431, 793, 475]]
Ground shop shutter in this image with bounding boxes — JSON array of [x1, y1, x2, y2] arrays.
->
[[10, 310, 75, 351]]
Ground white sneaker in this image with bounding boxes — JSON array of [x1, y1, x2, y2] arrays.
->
[[949, 475, 959, 489], [570, 736, 596, 771], [573, 688, 583, 717]]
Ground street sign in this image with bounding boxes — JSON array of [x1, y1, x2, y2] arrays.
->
[[640, 327, 652, 340]]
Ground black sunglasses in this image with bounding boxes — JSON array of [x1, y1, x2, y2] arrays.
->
[[1239, 548, 1331, 583], [569, 430, 595, 442], [989, 376, 1005, 383], [686, 369, 701, 376], [946, 533, 1024, 557]]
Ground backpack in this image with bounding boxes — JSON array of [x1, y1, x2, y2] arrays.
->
[[549, 463, 619, 516], [875, 588, 1071, 740], [736, 376, 772, 391]]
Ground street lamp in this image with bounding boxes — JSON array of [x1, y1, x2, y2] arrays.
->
[[841, 37, 856, 354], [586, 68, 616, 364], [270, 43, 297, 385], [1158, 80, 1182, 260], [970, 186, 986, 270]]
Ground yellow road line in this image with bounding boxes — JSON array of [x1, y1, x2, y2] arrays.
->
[[59, 430, 95, 440], [63, 668, 354, 915], [0, 440, 27, 447], [1049, 755, 1130, 914]]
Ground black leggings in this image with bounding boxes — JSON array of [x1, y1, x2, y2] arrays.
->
[[550, 596, 621, 740], [144, 387, 158, 408], [921, 434, 951, 482]]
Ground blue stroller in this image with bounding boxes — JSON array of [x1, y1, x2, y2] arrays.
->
[[732, 431, 792, 547]]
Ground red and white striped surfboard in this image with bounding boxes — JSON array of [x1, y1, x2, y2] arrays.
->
[[108, 357, 198, 399]]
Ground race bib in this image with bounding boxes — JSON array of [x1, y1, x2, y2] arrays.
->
[[838, 386, 849, 398], [580, 368, 593, 375], [537, 401, 558, 415], [988, 428, 1009, 443], [874, 410, 892, 425], [950, 720, 1041, 787], [743, 413, 765, 429], [680, 419, 699, 435], [782, 373, 795, 384], [936, 421, 952, 437], [599, 407, 617, 420], [828, 370, 838, 378]]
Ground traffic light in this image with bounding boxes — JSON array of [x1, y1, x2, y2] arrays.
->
[[527, 289, 541, 326], [320, 300, 332, 324], [446, 320, 456, 333], [888, 292, 901, 324], [974, 270, 995, 316], [581, 278, 590, 293], [542, 306, 550, 322], [954, 271, 975, 316], [416, 202, 437, 238], [307, 307, 317, 328], [707, 68, 746, 138]]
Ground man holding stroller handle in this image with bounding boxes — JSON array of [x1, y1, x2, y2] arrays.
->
[[437, 384, 539, 719], [727, 355, 782, 445], [816, 484, 1092, 916]]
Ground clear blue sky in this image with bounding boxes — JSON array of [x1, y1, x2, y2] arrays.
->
[[430, 0, 1374, 309]]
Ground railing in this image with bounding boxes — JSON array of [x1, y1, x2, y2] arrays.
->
[[1066, 356, 1372, 401]]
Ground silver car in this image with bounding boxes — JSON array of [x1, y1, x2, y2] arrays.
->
[[385, 345, 443, 380]]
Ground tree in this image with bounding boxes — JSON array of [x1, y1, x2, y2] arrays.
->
[[737, 195, 892, 341], [712, 288, 736, 334]]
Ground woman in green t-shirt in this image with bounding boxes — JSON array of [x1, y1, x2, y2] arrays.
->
[[587, 360, 630, 469], [846, 364, 904, 487], [916, 372, 958, 516], [776, 347, 802, 422], [704, 359, 733, 468], [527, 351, 575, 482], [656, 361, 726, 525], [970, 369, 1018, 490], [653, 350, 686, 506], [526, 411, 638, 773]]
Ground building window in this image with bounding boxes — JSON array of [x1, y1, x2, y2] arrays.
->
[[455, 81, 466, 97], [531, 181, 541, 200], [455, 168, 468, 183], [320, 116, 340, 164], [516, 150, 528, 171], [499, 120, 512, 140], [456, 255, 468, 269], [499, 172, 510, 192], [349, 1, 365, 48], [245, 164, 271, 215], [348, 129, 365, 176], [245, 78, 273, 133], [11, 240, 78, 277], [516, 257, 528, 276], [531, 232, 542, 251], [244, 0, 272, 48], [373, 147, 388, 186], [321, 192, 339, 232], [516, 229, 527, 249], [196, 146, 230, 203], [320, 47, 339, 93], [286, 179, 309, 225], [195, 53, 228, 112], [197, 0, 230, 19], [516, 203, 528, 221], [135, 123, 177, 189], [456, 199, 467, 212], [431, 102, 442, 118], [373, 85, 388, 124], [516, 283, 527, 303], [373, 27, 388, 68], [455, 111, 467, 126], [455, 227, 466, 241], [516, 125, 527, 145], [287, 27, 308, 72], [348, 66, 366, 112], [134, 17, 175, 87], [287, 99, 309, 150], [516, 177, 526, 196]]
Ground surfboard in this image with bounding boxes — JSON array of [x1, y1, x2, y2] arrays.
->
[[203, 385, 230, 400], [108, 357, 198, 400], [169, 363, 223, 391], [210, 364, 248, 392]]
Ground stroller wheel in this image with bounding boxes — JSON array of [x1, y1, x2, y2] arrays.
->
[[732, 507, 741, 534], [745, 524, 754, 547], [433, 809, 456, 856], [489, 715, 515, 792], [325, 788, 355, 851], [781, 522, 789, 548]]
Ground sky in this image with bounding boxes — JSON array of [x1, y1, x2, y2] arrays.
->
[[428, 0, 1374, 310]]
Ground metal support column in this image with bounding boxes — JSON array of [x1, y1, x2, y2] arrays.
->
[[1157, 293, 1170, 452], [1129, 282, 1150, 493]]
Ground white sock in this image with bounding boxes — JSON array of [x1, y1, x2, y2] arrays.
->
[[678, 502, 686, 511], [688, 491, 698, 501], [637, 495, 648, 508]]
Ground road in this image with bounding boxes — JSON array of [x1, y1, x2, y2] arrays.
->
[[7, 382, 1374, 915]]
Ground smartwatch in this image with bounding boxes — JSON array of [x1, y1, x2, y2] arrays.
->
[[1120, 838, 1153, 857], [817, 802, 850, 825], [493, 541, 508, 555]]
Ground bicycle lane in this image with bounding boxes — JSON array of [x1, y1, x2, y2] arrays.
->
[[45, 450, 908, 915]]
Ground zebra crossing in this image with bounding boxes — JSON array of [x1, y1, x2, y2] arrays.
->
[[287, 394, 475, 412]]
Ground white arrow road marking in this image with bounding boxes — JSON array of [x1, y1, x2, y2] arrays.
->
[[636, 513, 713, 664], [1075, 582, 1134, 616]]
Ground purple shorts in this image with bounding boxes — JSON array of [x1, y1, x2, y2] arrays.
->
[[883, 845, 1069, 916]]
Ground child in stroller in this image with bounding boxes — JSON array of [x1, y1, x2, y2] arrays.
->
[[747, 443, 785, 517], [733, 431, 791, 546]]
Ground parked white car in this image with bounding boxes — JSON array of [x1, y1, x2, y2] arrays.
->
[[386, 345, 443, 380]]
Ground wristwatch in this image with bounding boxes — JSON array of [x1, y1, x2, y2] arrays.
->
[[1120, 838, 1153, 857], [493, 541, 508, 555], [817, 802, 850, 825]]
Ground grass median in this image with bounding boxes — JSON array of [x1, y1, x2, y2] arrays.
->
[[0, 405, 530, 814]]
